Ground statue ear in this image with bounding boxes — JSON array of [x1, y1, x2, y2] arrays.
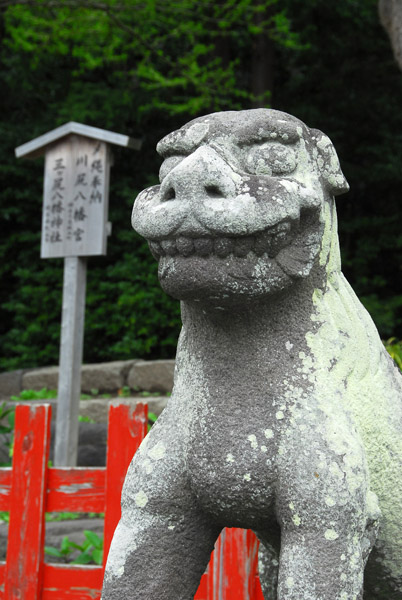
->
[[310, 128, 350, 197]]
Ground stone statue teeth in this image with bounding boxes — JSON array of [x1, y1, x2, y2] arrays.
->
[[193, 238, 213, 257], [233, 236, 254, 257], [213, 236, 235, 258], [160, 239, 177, 256], [175, 236, 194, 257], [150, 225, 295, 260], [103, 109, 402, 600]]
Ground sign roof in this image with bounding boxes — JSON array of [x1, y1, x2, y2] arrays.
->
[[15, 121, 142, 159]]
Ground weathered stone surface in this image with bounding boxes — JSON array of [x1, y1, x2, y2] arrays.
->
[[127, 360, 175, 393], [21, 360, 137, 394], [79, 398, 123, 424], [141, 395, 168, 417], [48, 421, 107, 466], [103, 109, 402, 600], [0, 369, 23, 399], [80, 360, 137, 393], [22, 366, 59, 392], [76, 422, 107, 466]]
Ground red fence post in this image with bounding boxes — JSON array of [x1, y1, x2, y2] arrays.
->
[[103, 402, 147, 567], [5, 404, 51, 599], [206, 528, 260, 600]]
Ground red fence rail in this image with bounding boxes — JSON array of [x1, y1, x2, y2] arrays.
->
[[0, 403, 264, 599]]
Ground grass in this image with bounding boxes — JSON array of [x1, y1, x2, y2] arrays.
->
[[10, 388, 113, 402], [0, 511, 104, 523], [9, 386, 167, 403]]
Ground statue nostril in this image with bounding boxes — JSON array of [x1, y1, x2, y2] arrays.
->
[[164, 187, 176, 201], [205, 185, 222, 198]]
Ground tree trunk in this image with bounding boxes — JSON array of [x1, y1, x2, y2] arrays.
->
[[379, 0, 402, 70], [251, 7, 275, 107]]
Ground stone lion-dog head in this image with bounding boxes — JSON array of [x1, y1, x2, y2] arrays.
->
[[132, 109, 349, 304]]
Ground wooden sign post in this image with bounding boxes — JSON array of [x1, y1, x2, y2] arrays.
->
[[15, 122, 141, 466]]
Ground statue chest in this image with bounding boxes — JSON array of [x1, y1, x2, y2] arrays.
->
[[185, 397, 281, 527]]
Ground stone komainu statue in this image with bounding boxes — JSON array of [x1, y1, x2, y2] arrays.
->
[[102, 110, 402, 599]]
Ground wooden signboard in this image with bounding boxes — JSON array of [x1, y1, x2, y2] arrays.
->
[[42, 136, 111, 258], [16, 122, 141, 466]]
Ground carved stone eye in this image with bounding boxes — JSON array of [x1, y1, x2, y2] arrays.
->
[[245, 143, 297, 176], [159, 156, 184, 182]]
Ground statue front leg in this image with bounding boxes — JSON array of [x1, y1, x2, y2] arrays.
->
[[102, 410, 221, 600], [277, 527, 367, 600], [257, 537, 280, 599], [102, 506, 220, 600]]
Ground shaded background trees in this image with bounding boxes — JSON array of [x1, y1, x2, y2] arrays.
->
[[0, 0, 401, 370]]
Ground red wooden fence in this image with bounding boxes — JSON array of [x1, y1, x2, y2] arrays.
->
[[0, 403, 264, 599]]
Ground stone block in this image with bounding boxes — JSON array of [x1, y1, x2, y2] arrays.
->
[[0, 369, 24, 399], [78, 398, 110, 423], [80, 360, 137, 393], [127, 360, 175, 393], [48, 421, 107, 466], [22, 366, 59, 392], [77, 422, 107, 466], [79, 398, 135, 424], [21, 360, 137, 394], [143, 395, 169, 417]]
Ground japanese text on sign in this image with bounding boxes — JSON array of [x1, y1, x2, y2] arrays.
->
[[41, 136, 110, 258]]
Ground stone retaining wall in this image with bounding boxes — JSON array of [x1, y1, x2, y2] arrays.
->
[[0, 359, 176, 400]]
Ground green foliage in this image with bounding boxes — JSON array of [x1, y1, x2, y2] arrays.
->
[[46, 512, 82, 522], [9, 388, 109, 401], [118, 385, 132, 398], [44, 530, 103, 564], [78, 415, 95, 423], [45, 511, 104, 521], [10, 388, 57, 401], [3, 0, 301, 116], [147, 411, 158, 432], [384, 338, 402, 371]]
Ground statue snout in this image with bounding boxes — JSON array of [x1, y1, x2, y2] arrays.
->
[[159, 146, 237, 205]]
